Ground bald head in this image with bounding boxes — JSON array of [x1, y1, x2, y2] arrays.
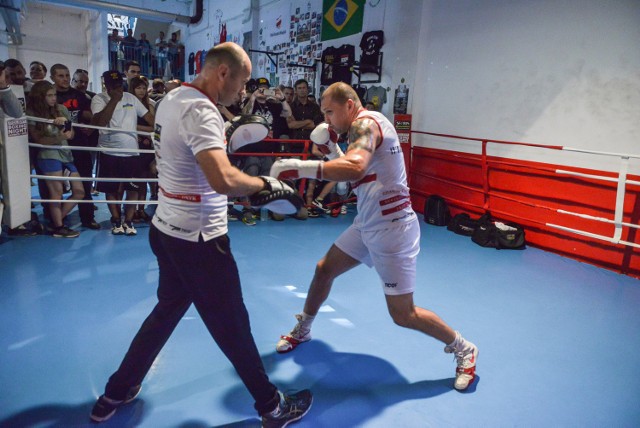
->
[[195, 42, 251, 106], [205, 42, 249, 73], [321, 82, 361, 108]]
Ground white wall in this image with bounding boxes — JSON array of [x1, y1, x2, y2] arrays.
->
[[10, 2, 89, 79], [413, 0, 640, 172]]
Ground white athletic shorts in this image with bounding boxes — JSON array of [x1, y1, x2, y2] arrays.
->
[[334, 218, 420, 296]]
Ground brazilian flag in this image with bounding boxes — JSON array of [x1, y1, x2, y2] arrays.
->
[[321, 0, 365, 41]]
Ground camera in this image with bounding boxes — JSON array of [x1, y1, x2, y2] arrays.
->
[[57, 120, 72, 132], [261, 88, 276, 97]]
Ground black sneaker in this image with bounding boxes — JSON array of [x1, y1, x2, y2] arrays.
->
[[89, 384, 141, 423], [7, 224, 37, 237], [51, 226, 80, 238], [81, 220, 101, 230], [261, 389, 312, 428]]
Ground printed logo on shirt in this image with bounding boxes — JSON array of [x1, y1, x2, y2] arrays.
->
[[122, 103, 134, 110], [384, 282, 398, 288], [153, 124, 162, 142]]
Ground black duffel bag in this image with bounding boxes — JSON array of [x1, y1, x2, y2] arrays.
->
[[447, 213, 481, 236], [471, 214, 526, 250]]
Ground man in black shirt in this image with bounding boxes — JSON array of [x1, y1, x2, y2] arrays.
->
[[51, 63, 99, 229], [287, 79, 323, 152]]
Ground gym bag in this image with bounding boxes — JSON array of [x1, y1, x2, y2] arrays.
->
[[447, 213, 481, 236], [471, 214, 526, 250], [424, 195, 451, 226]]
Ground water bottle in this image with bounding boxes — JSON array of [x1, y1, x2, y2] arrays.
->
[[260, 207, 269, 221]]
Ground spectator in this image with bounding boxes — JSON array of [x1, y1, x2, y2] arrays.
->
[[167, 32, 183, 78], [124, 60, 141, 90], [5, 58, 33, 93], [137, 33, 152, 76], [26, 81, 83, 238], [287, 79, 323, 209], [283, 85, 294, 104], [155, 79, 181, 109], [121, 28, 137, 61], [91, 70, 154, 236], [52, 63, 99, 230], [108, 29, 121, 71], [235, 77, 291, 224], [128, 76, 156, 223], [71, 69, 99, 195], [165, 79, 181, 92], [29, 61, 47, 82], [155, 31, 168, 77], [287, 78, 323, 145], [149, 78, 165, 102], [71, 69, 95, 97]]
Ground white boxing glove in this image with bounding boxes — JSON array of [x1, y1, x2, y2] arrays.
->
[[270, 158, 323, 181], [310, 123, 343, 160]]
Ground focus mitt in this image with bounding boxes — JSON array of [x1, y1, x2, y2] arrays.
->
[[225, 115, 269, 153], [249, 176, 303, 215]]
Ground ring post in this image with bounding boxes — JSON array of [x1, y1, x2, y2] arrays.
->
[[1, 85, 30, 228]]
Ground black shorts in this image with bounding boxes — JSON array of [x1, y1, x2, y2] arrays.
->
[[96, 153, 141, 193]]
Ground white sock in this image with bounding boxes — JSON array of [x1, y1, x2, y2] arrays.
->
[[299, 312, 315, 329], [269, 391, 285, 417], [446, 331, 469, 353]]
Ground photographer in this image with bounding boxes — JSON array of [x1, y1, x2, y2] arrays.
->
[[239, 77, 291, 175]]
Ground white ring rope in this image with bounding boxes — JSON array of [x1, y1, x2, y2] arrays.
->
[[27, 116, 159, 205], [26, 115, 154, 137]]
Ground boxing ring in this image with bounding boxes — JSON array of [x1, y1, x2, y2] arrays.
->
[[408, 130, 640, 276]]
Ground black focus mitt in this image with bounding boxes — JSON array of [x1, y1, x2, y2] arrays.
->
[[225, 115, 269, 153], [249, 176, 303, 215]]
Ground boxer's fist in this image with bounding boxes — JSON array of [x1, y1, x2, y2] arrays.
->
[[310, 123, 343, 160]]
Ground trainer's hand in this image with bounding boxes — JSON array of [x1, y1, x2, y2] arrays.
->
[[270, 158, 323, 181], [249, 176, 303, 215]]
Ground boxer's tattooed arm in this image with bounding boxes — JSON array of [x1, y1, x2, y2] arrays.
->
[[347, 118, 377, 154]]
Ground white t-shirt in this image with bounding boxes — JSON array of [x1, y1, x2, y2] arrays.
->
[[91, 91, 148, 157], [151, 84, 228, 242]]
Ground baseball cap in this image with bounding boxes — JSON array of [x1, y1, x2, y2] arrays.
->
[[256, 77, 270, 87], [102, 70, 124, 86], [246, 78, 257, 93]]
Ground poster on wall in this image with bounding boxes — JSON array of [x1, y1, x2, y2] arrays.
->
[[321, 0, 364, 41], [253, 0, 323, 88], [107, 14, 137, 35]]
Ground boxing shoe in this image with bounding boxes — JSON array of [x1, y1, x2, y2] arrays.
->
[[276, 314, 312, 353], [261, 389, 313, 428], [445, 340, 478, 391]]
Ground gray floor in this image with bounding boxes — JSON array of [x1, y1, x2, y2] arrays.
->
[[1, 206, 639, 427]]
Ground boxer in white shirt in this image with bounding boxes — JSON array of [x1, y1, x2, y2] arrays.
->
[[271, 82, 479, 392]]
